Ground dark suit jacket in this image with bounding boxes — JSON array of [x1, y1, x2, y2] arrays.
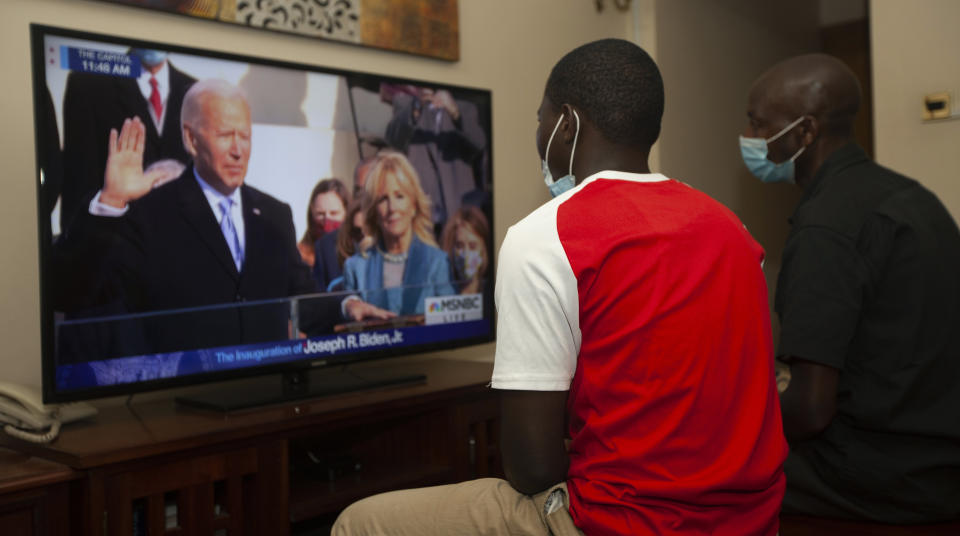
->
[[54, 167, 330, 360], [312, 231, 343, 292], [60, 63, 196, 229]]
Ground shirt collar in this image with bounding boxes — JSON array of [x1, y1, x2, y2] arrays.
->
[[579, 170, 670, 188], [138, 61, 169, 96], [799, 142, 870, 206], [193, 167, 242, 217]]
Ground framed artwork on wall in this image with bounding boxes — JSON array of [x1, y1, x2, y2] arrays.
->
[[96, 0, 460, 61]]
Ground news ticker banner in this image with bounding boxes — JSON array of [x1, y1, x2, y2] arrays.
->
[[48, 45, 142, 78], [55, 319, 490, 391]]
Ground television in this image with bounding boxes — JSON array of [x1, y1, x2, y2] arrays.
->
[[30, 25, 494, 408]]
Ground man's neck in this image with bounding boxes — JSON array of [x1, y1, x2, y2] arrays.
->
[[193, 167, 239, 198], [796, 136, 852, 191], [573, 150, 651, 185]]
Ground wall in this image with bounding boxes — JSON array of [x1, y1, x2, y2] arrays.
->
[[0, 0, 632, 390], [871, 0, 960, 222], [651, 0, 819, 322]]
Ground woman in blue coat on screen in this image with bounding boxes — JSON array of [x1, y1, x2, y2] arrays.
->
[[341, 151, 455, 321]]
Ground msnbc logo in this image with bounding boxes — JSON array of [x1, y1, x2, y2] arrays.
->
[[424, 294, 483, 325]]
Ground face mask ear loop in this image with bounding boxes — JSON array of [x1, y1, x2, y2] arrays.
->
[[544, 115, 564, 175], [766, 115, 806, 144], [568, 110, 580, 176]]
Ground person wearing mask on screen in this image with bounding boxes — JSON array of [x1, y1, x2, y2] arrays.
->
[[59, 48, 196, 230], [742, 53, 960, 523], [53, 79, 332, 363], [340, 150, 455, 321], [312, 155, 378, 292], [314, 191, 369, 293], [332, 39, 787, 535], [298, 178, 350, 269], [440, 206, 491, 295]]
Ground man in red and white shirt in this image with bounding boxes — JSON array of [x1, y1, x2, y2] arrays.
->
[[334, 39, 786, 536]]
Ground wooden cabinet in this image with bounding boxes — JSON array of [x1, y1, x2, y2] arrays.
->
[[0, 449, 77, 536], [0, 358, 501, 536]]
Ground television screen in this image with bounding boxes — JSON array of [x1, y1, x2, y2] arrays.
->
[[31, 25, 494, 403]]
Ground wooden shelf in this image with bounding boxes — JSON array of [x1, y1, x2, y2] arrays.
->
[[0, 448, 77, 494]]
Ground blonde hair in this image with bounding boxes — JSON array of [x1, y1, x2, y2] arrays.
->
[[337, 192, 368, 266], [361, 150, 437, 250]]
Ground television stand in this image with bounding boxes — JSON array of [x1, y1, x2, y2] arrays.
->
[[0, 356, 501, 536], [176, 364, 427, 412]]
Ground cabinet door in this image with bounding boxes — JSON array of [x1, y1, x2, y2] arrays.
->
[[0, 483, 72, 536], [454, 392, 503, 480], [97, 441, 287, 536]]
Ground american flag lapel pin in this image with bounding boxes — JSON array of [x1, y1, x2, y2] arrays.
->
[[253, 207, 261, 216]]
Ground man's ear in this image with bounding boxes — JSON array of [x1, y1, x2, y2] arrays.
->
[[558, 104, 580, 144], [182, 124, 198, 157], [800, 115, 819, 146]]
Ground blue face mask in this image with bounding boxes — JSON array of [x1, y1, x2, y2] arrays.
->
[[131, 49, 168, 68], [739, 116, 806, 184], [541, 110, 580, 197]]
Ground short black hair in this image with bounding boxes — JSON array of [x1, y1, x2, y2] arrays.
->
[[545, 39, 664, 147]]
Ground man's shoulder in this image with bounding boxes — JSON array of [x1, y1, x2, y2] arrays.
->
[[796, 160, 917, 234], [132, 172, 189, 209], [241, 184, 292, 215], [503, 196, 565, 252], [168, 62, 197, 88]]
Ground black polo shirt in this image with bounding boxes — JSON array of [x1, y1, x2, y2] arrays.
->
[[776, 143, 960, 522]]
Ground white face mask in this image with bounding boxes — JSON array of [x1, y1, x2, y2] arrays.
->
[[541, 110, 580, 197], [454, 248, 484, 280]]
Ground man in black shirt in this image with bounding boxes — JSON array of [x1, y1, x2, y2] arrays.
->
[[742, 54, 960, 523]]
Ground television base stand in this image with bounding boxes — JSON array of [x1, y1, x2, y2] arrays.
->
[[175, 365, 427, 412]]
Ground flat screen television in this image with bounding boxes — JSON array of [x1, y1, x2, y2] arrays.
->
[[30, 25, 494, 407]]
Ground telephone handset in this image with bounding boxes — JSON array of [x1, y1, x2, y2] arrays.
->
[[0, 381, 97, 443]]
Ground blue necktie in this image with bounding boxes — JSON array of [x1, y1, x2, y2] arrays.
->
[[219, 198, 243, 271]]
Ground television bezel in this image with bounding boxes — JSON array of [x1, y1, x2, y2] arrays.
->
[[30, 24, 496, 404]]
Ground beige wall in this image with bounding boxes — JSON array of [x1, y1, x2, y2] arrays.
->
[[0, 0, 632, 390], [871, 0, 960, 222], [652, 0, 819, 321]]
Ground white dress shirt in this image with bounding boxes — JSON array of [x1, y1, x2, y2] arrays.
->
[[193, 168, 246, 258]]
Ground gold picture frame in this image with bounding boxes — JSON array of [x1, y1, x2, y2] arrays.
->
[[98, 0, 460, 61]]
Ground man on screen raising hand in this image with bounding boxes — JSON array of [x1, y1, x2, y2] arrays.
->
[[55, 80, 327, 361], [59, 48, 196, 230], [97, 116, 170, 206], [333, 39, 786, 535]]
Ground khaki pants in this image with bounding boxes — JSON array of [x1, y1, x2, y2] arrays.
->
[[332, 478, 584, 535]]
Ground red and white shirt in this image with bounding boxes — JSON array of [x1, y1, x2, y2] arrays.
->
[[492, 171, 787, 535]]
